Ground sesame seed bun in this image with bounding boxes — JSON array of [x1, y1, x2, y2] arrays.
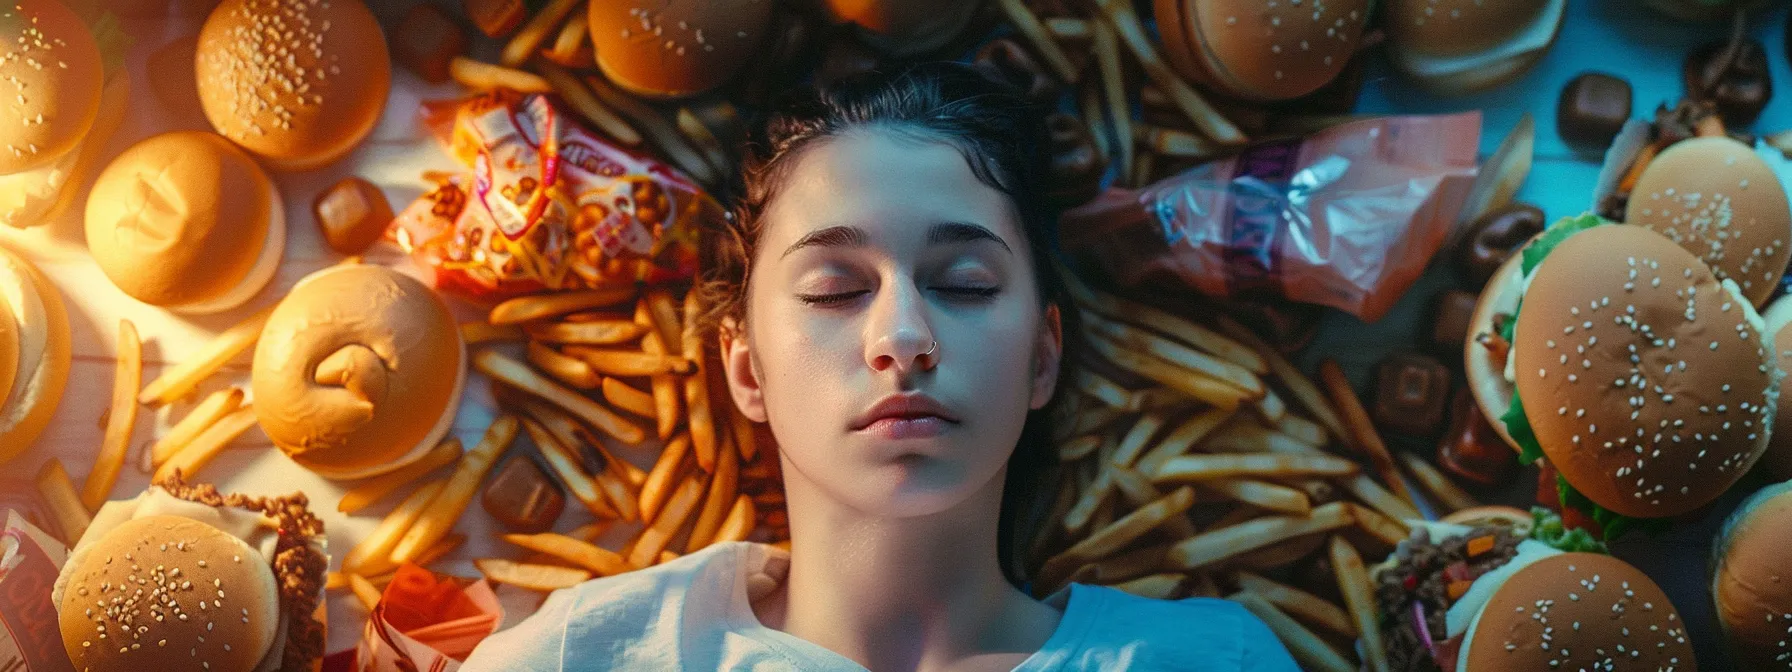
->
[[0, 67, 130, 229], [1513, 224, 1776, 519], [1762, 296, 1792, 480], [1462, 552, 1696, 670], [588, 0, 772, 99], [0, 0, 103, 175], [251, 264, 464, 479], [195, 0, 390, 170], [57, 515, 281, 672], [1713, 481, 1792, 669], [0, 243, 69, 464], [1385, 0, 1566, 95], [1154, 0, 1369, 102], [1464, 246, 1530, 454], [84, 131, 284, 314], [1625, 137, 1792, 309]]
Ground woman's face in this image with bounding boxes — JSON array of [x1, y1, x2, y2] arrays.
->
[[723, 129, 1061, 518]]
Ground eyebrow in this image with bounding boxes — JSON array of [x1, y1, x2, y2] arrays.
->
[[780, 222, 1013, 259]]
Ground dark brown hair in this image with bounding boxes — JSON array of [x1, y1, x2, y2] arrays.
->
[[693, 62, 1079, 587]]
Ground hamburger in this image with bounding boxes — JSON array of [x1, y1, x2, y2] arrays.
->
[[0, 0, 131, 229], [251, 264, 465, 479], [588, 0, 773, 98], [1374, 513, 1696, 671], [1623, 136, 1792, 309], [1759, 294, 1792, 479], [53, 475, 327, 672], [0, 243, 70, 462], [1384, 0, 1567, 95], [1711, 481, 1792, 669], [1466, 216, 1778, 539], [1153, 0, 1371, 102], [84, 131, 285, 314], [196, 0, 390, 170]]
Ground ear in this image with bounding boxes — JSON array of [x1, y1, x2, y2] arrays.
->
[[1029, 303, 1063, 410], [720, 316, 769, 423]]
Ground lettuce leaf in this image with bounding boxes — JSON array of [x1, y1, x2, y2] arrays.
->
[[1521, 212, 1611, 276], [1557, 474, 1672, 542], [1527, 506, 1607, 554], [1503, 387, 1544, 466]]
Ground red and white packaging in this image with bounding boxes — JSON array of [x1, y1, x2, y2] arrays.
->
[[356, 564, 503, 672], [0, 511, 75, 672]]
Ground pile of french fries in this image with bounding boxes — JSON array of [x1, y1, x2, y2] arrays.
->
[[1033, 271, 1481, 672]]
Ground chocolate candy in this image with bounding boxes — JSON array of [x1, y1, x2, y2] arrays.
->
[[974, 38, 1059, 104], [391, 4, 467, 85], [1557, 72, 1631, 152], [1455, 203, 1545, 288], [313, 176, 394, 256], [1685, 38, 1773, 126], [1044, 113, 1106, 207], [482, 455, 566, 533], [1426, 290, 1480, 356], [1435, 388, 1515, 487], [464, 0, 525, 38], [1371, 352, 1451, 438]]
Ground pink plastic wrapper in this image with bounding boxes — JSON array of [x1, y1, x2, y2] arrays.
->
[[1062, 113, 1482, 322], [390, 92, 718, 302], [0, 511, 75, 672]]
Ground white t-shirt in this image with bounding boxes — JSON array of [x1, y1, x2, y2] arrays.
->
[[461, 541, 1299, 671]]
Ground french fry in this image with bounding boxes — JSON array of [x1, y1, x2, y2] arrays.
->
[[1067, 274, 1267, 372], [1167, 502, 1353, 571], [683, 290, 717, 471], [524, 320, 644, 345], [1074, 369, 1133, 409], [1329, 536, 1387, 672], [415, 533, 468, 567], [629, 475, 704, 568], [1044, 16, 1090, 40], [1213, 316, 1349, 441], [528, 417, 617, 519], [1045, 487, 1195, 583], [474, 558, 591, 591], [490, 288, 637, 326], [1087, 334, 1250, 409], [502, 532, 632, 576], [35, 459, 90, 544], [715, 494, 755, 544], [1090, 18, 1131, 191], [601, 377, 657, 419], [1110, 573, 1181, 599], [139, 306, 272, 406], [338, 439, 463, 514], [461, 322, 524, 345], [1344, 503, 1410, 547], [1202, 479, 1312, 515], [545, 3, 589, 65], [1227, 591, 1355, 672], [1134, 124, 1221, 158], [1318, 360, 1415, 506], [1234, 571, 1355, 637], [1152, 454, 1358, 483], [1341, 473, 1423, 527], [150, 387, 243, 468], [152, 406, 259, 484], [500, 0, 582, 66], [84, 320, 141, 510], [1057, 435, 1102, 461], [449, 56, 552, 93], [676, 107, 733, 179], [1135, 407, 1235, 475], [508, 393, 645, 487], [325, 571, 349, 591], [1079, 84, 1111, 165], [528, 341, 602, 389], [1109, 466, 1195, 538], [343, 479, 446, 575], [657, 550, 680, 565], [1275, 413, 1327, 448], [642, 290, 683, 357], [348, 573, 383, 610], [577, 70, 719, 186], [390, 416, 521, 564], [524, 417, 637, 521], [991, 0, 1078, 83], [561, 346, 691, 376], [685, 436, 738, 551], [1398, 451, 1480, 514], [1074, 542, 1169, 586], [1108, 413, 1165, 468], [1090, 0, 1246, 145], [1254, 388, 1287, 425], [640, 331, 682, 441], [640, 433, 691, 521], [1086, 319, 1263, 397], [475, 350, 646, 444], [730, 405, 758, 462]]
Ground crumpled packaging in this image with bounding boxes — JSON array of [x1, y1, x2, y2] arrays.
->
[[0, 511, 75, 672], [355, 564, 503, 672]]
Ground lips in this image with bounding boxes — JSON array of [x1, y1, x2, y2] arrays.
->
[[851, 393, 960, 432]]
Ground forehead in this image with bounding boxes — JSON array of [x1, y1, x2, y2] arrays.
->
[[759, 130, 1022, 251]]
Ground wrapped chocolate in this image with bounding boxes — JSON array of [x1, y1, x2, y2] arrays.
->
[[1061, 114, 1482, 322], [391, 92, 717, 302], [356, 564, 503, 672]]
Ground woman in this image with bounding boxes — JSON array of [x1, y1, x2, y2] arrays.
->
[[463, 63, 1297, 671]]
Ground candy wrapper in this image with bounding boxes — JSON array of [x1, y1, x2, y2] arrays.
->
[[1061, 113, 1482, 323], [0, 511, 75, 672], [356, 564, 503, 672], [391, 92, 718, 302]]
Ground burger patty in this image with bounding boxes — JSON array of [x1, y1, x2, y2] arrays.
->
[[1375, 526, 1523, 672]]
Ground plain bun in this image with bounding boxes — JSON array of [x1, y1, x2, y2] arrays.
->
[[588, 0, 773, 98], [196, 0, 390, 170], [0, 244, 70, 463], [1155, 0, 1369, 101], [0, 0, 103, 174], [252, 265, 464, 479], [1464, 247, 1529, 453], [1385, 0, 1566, 95], [1625, 137, 1792, 309], [1713, 482, 1792, 670], [1464, 552, 1695, 670], [85, 131, 284, 313]]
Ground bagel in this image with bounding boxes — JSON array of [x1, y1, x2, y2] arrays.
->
[[251, 264, 464, 479], [0, 244, 72, 463]]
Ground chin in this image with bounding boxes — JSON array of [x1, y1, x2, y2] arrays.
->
[[846, 453, 998, 518]]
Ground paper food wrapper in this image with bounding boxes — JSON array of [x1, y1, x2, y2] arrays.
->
[[356, 564, 503, 672], [0, 511, 75, 672]]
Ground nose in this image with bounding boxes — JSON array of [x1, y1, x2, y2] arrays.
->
[[863, 280, 937, 374]]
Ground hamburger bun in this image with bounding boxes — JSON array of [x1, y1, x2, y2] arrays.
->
[[1624, 137, 1792, 309], [0, 244, 70, 463], [1464, 247, 1530, 452], [1462, 552, 1695, 670], [1385, 0, 1566, 95], [0, 67, 130, 229], [252, 264, 464, 479], [821, 0, 978, 57], [1439, 505, 1535, 536], [85, 131, 285, 314], [196, 0, 390, 170], [0, 0, 102, 175], [1154, 0, 1370, 102], [588, 0, 773, 99], [57, 515, 280, 672], [1713, 481, 1792, 669], [1513, 224, 1776, 519], [1761, 294, 1792, 479]]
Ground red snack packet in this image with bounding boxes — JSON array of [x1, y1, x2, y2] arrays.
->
[[1061, 113, 1482, 323], [390, 92, 717, 302], [0, 511, 76, 672], [356, 564, 503, 671]]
